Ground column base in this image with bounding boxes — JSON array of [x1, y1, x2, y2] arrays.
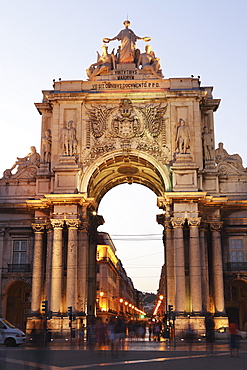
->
[[213, 316, 229, 330], [26, 316, 87, 341], [174, 315, 229, 336], [174, 316, 206, 336]]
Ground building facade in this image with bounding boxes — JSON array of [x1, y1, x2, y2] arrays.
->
[[96, 232, 143, 322], [0, 21, 247, 333]]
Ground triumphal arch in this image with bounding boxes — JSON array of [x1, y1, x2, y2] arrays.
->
[[1, 20, 247, 333]]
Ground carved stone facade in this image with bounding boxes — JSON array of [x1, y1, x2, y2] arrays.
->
[[0, 21, 247, 334]]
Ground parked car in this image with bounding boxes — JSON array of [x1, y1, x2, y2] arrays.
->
[[0, 318, 26, 346], [215, 326, 246, 340]]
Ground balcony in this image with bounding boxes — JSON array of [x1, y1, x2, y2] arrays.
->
[[7, 264, 31, 273], [226, 262, 247, 272]]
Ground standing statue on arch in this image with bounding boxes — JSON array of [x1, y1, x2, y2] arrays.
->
[[62, 121, 78, 156], [176, 118, 190, 154]]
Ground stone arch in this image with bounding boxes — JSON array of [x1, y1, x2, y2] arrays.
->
[[4, 279, 31, 331], [79, 150, 171, 204]]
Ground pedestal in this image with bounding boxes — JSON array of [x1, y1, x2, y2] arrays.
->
[[172, 153, 198, 191], [53, 156, 80, 193]]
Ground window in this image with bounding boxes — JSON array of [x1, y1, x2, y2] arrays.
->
[[229, 238, 244, 262], [226, 285, 238, 302], [13, 240, 27, 264]]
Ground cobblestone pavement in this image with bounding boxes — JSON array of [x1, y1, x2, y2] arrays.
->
[[0, 339, 247, 369]]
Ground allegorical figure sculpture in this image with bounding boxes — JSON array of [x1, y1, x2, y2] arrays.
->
[[215, 142, 244, 170], [203, 126, 213, 160], [103, 20, 151, 64], [137, 44, 163, 79], [62, 120, 77, 156], [41, 129, 52, 163], [9, 146, 40, 173], [87, 45, 116, 80], [176, 118, 190, 154]]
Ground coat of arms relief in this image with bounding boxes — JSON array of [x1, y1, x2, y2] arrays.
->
[[84, 99, 169, 164]]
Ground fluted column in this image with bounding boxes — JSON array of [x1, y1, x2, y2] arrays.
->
[[210, 220, 225, 314], [164, 220, 175, 307], [188, 217, 202, 313], [50, 219, 64, 314], [171, 217, 186, 314], [31, 223, 46, 314], [66, 219, 80, 311]]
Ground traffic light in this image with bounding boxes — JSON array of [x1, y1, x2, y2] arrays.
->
[[68, 306, 72, 321], [168, 305, 173, 312], [41, 300, 48, 314]]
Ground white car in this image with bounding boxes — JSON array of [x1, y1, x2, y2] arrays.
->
[[215, 326, 246, 340], [0, 319, 26, 346]]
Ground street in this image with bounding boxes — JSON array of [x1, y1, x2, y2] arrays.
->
[[0, 339, 247, 370]]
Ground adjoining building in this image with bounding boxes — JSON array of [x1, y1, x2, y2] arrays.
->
[[96, 232, 143, 322], [0, 20, 247, 334]]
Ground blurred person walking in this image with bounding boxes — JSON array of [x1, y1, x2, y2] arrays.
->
[[229, 322, 240, 357], [205, 314, 215, 355]]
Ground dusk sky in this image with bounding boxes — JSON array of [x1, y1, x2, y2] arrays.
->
[[1, 0, 246, 292]]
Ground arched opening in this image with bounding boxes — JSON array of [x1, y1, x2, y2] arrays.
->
[[80, 151, 171, 203], [82, 151, 169, 321], [5, 281, 31, 331], [225, 279, 247, 330], [98, 183, 164, 293]]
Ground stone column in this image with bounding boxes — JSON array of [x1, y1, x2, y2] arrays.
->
[[188, 217, 202, 314], [87, 214, 104, 322], [78, 222, 89, 315], [31, 224, 45, 314], [45, 226, 53, 305], [0, 229, 6, 316], [171, 217, 186, 314], [210, 220, 225, 315], [50, 219, 64, 314], [66, 219, 80, 311], [164, 220, 175, 307], [200, 224, 210, 312]]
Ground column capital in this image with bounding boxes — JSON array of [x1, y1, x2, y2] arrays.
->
[[209, 220, 223, 231], [31, 223, 46, 233], [164, 219, 173, 230], [0, 228, 6, 236], [50, 219, 64, 229], [65, 219, 81, 229], [187, 217, 201, 227], [171, 217, 185, 228]]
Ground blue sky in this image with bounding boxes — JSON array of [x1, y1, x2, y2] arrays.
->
[[1, 0, 246, 292]]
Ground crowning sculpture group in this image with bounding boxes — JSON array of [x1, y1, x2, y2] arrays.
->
[[86, 20, 163, 80]]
